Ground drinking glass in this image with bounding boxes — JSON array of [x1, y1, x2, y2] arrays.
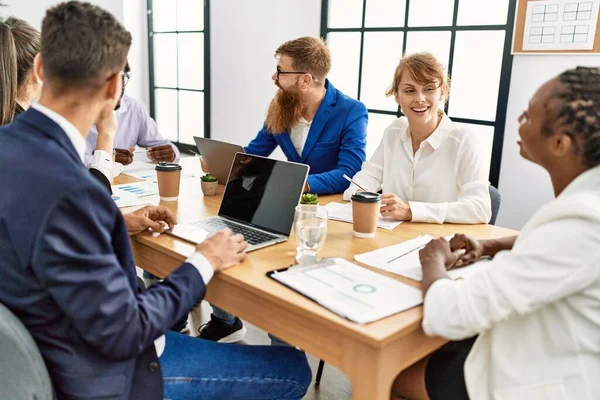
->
[[294, 205, 328, 265]]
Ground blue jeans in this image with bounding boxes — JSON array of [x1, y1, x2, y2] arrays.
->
[[161, 332, 311, 400]]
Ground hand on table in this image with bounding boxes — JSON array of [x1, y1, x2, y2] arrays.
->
[[114, 148, 135, 165], [148, 144, 176, 163], [380, 193, 412, 221], [196, 229, 248, 272], [449, 234, 484, 268], [124, 205, 177, 235], [419, 237, 462, 270]]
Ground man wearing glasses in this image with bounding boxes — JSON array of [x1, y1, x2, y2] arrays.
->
[[243, 36, 368, 196], [199, 36, 368, 343], [84, 62, 180, 167]]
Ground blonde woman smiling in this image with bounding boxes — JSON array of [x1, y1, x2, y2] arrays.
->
[[343, 53, 491, 224]]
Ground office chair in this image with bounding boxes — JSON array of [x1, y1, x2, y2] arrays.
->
[[489, 185, 501, 226], [0, 301, 53, 399]]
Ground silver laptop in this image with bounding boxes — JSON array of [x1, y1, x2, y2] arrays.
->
[[193, 136, 245, 184], [168, 153, 310, 251]]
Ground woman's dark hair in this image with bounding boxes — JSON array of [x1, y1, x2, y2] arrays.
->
[[0, 17, 40, 125], [548, 67, 600, 167]]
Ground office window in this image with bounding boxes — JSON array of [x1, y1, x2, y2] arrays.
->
[[148, 0, 210, 152], [322, 0, 515, 186]]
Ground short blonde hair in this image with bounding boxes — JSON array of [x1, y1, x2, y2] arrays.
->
[[275, 37, 331, 85], [386, 52, 450, 100]]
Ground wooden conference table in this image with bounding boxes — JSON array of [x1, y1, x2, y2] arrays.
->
[[116, 158, 516, 400]]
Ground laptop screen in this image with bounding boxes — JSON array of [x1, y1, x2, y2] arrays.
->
[[218, 153, 309, 236]]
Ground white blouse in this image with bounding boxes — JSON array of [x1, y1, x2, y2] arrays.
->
[[423, 165, 600, 400], [343, 114, 491, 224]]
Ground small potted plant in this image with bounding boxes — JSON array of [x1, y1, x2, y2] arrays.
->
[[300, 193, 319, 205], [201, 174, 218, 196]]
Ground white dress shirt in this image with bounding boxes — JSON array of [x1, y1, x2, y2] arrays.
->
[[290, 117, 312, 157], [343, 114, 491, 224], [423, 164, 600, 400], [32, 103, 214, 357]]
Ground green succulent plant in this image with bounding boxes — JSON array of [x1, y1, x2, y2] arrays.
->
[[201, 174, 218, 183], [300, 193, 319, 205]]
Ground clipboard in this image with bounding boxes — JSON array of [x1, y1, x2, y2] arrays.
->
[[266, 258, 423, 325]]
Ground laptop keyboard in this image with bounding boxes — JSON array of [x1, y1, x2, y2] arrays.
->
[[190, 218, 280, 246]]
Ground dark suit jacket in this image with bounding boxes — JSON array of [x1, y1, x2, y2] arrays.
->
[[14, 105, 112, 194], [0, 109, 206, 399], [244, 80, 368, 195]]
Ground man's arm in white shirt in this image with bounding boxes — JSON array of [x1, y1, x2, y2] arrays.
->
[[90, 150, 113, 182], [422, 199, 600, 340]]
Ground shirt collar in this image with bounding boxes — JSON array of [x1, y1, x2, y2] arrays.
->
[[560, 164, 600, 197], [424, 112, 452, 150], [402, 111, 452, 151], [31, 103, 86, 163]]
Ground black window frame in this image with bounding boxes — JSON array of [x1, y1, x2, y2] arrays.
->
[[321, 0, 517, 187], [147, 0, 211, 155]]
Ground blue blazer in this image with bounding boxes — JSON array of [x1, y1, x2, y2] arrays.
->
[[0, 109, 205, 400], [245, 80, 368, 195]]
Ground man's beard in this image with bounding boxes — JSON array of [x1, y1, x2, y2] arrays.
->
[[265, 86, 305, 134]]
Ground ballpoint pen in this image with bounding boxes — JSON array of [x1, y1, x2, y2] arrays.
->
[[386, 244, 426, 264], [342, 174, 367, 192]]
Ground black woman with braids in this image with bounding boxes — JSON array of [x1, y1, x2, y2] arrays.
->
[[389, 67, 600, 400]]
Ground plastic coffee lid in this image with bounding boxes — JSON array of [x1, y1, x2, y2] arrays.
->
[[155, 162, 182, 172], [351, 191, 381, 203]]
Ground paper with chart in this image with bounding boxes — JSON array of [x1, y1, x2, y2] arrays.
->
[[112, 181, 159, 197], [354, 235, 492, 282], [111, 189, 150, 208], [523, 0, 600, 51], [324, 202, 403, 230], [122, 161, 158, 181], [271, 258, 423, 324]]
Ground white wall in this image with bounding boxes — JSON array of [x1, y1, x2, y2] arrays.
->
[[1, 0, 123, 29], [210, 0, 321, 155], [2, 0, 149, 106], [122, 0, 149, 109], [496, 54, 600, 230]]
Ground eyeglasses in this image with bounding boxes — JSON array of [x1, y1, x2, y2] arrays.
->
[[122, 72, 131, 87], [276, 67, 308, 80]]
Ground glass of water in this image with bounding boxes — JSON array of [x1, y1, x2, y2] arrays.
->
[[294, 205, 328, 265]]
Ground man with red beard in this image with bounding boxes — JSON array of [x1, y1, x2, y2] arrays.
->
[[244, 36, 368, 195], [198, 37, 368, 343]]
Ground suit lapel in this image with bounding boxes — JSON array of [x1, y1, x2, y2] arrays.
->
[[19, 108, 83, 166], [300, 80, 336, 162], [276, 133, 302, 163]]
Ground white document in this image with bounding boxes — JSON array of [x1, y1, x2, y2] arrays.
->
[[354, 235, 492, 281], [111, 189, 150, 208], [112, 181, 159, 198], [123, 161, 201, 182], [271, 258, 423, 324], [122, 161, 157, 181], [133, 148, 151, 163], [324, 202, 403, 230], [522, 0, 600, 51]]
